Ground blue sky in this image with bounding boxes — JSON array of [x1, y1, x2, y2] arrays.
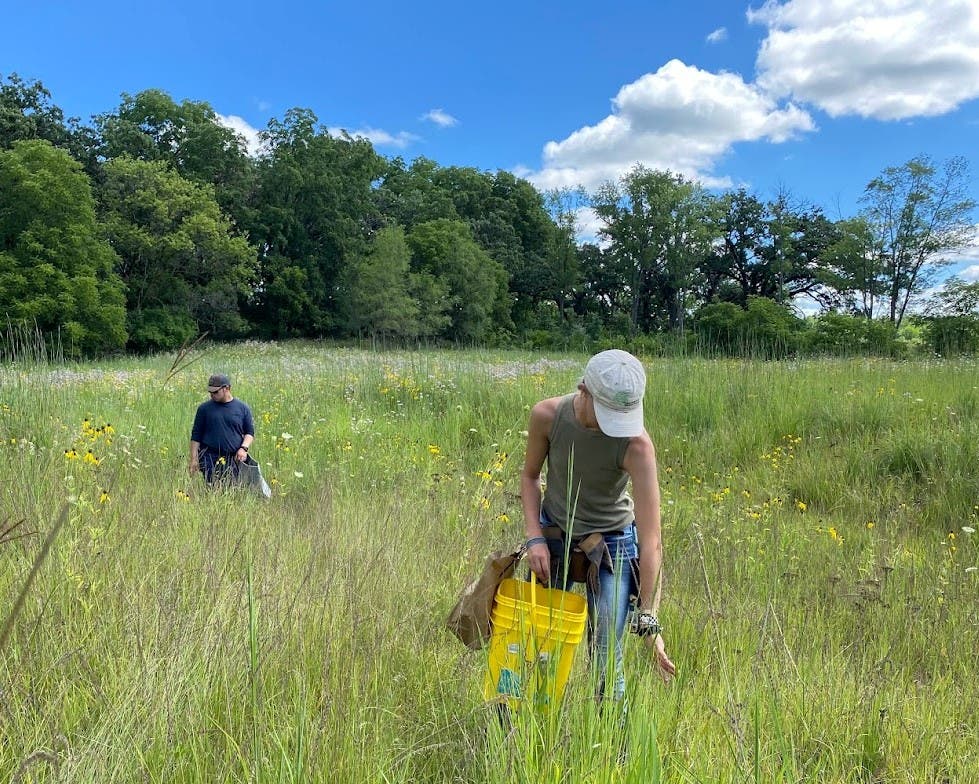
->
[[5, 0, 979, 278]]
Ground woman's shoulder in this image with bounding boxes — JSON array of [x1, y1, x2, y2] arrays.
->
[[531, 394, 569, 421]]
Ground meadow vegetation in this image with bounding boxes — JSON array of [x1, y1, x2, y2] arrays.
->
[[2, 343, 977, 782]]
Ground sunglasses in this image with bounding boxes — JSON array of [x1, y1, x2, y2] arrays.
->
[[208, 387, 226, 394]]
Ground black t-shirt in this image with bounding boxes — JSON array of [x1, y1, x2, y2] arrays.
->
[[191, 398, 255, 454]]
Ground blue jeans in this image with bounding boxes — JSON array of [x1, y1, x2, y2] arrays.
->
[[543, 519, 638, 702], [198, 448, 242, 484]]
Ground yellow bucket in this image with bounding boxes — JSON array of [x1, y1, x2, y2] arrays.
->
[[483, 576, 588, 711]]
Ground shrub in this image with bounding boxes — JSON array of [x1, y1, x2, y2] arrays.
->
[[804, 313, 903, 357], [694, 297, 802, 357], [921, 315, 979, 355]]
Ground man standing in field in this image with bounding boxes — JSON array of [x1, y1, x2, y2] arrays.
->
[[521, 349, 675, 704], [189, 373, 255, 485]]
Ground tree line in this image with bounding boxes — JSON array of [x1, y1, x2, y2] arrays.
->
[[1, 73, 976, 358]]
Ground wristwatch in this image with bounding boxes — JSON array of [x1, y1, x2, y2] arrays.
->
[[239, 445, 249, 452], [630, 611, 662, 637]]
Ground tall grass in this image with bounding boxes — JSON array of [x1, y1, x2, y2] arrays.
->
[[1, 345, 977, 782], [0, 319, 64, 366]]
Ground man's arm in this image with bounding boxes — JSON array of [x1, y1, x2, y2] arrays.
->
[[235, 433, 254, 462], [189, 439, 201, 475], [242, 404, 255, 450], [189, 404, 205, 475], [521, 398, 558, 583], [234, 403, 255, 462]]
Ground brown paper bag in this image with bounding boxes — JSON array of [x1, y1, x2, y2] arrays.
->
[[446, 548, 522, 649]]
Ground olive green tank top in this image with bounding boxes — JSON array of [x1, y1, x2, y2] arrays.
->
[[541, 393, 634, 536]]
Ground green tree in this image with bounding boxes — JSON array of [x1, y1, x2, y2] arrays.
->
[[0, 73, 97, 169], [925, 276, 979, 317], [0, 140, 126, 355], [408, 271, 453, 340], [466, 170, 559, 331], [700, 189, 768, 305], [98, 157, 256, 351], [572, 242, 631, 328], [246, 109, 385, 337], [0, 73, 70, 149], [593, 166, 717, 332], [542, 187, 585, 323], [820, 217, 883, 318], [918, 276, 979, 355], [761, 192, 839, 307], [374, 157, 460, 229], [345, 225, 449, 341], [376, 159, 563, 335], [860, 156, 977, 327], [407, 219, 511, 342], [94, 89, 254, 224], [704, 189, 838, 312]]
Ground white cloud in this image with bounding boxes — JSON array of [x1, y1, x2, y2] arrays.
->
[[528, 59, 814, 192], [553, 206, 607, 246], [923, 227, 979, 290], [959, 264, 979, 282], [215, 113, 264, 157], [327, 126, 419, 149], [750, 0, 979, 120], [792, 293, 821, 316], [421, 108, 459, 127], [707, 27, 728, 43], [575, 207, 605, 242], [944, 225, 979, 275]]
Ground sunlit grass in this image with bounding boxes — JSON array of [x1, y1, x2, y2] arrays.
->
[[2, 345, 978, 782]]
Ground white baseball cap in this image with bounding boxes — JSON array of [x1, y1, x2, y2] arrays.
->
[[582, 349, 646, 437]]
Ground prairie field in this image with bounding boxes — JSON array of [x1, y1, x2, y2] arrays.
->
[[2, 343, 978, 783]]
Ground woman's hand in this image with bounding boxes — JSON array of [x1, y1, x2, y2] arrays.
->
[[644, 634, 676, 683], [527, 541, 550, 585]]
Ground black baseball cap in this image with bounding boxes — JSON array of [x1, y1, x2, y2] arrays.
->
[[207, 373, 231, 392]]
